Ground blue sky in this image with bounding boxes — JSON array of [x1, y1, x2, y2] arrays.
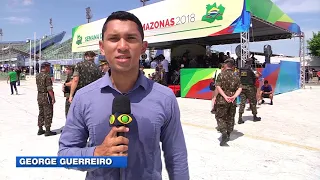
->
[[0, 0, 319, 56]]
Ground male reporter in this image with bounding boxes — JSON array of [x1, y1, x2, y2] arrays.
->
[[58, 11, 189, 180]]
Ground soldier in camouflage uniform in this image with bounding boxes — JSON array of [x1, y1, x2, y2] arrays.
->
[[69, 51, 103, 103], [152, 65, 166, 85], [238, 58, 262, 124], [215, 59, 242, 146], [158, 64, 167, 86], [62, 65, 74, 117], [36, 62, 57, 136]]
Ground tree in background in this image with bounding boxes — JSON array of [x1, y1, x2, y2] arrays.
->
[[307, 31, 320, 57]]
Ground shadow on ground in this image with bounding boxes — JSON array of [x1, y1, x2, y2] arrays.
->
[[217, 129, 244, 146], [242, 115, 263, 122], [52, 126, 64, 135]]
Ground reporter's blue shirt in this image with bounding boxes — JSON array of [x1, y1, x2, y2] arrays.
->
[[58, 71, 189, 180]]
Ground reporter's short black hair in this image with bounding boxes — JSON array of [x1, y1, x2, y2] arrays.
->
[[101, 11, 144, 41]]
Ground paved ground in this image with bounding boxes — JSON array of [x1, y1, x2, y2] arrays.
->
[[0, 78, 319, 180]]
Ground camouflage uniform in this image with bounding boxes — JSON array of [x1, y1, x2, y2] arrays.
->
[[64, 73, 73, 117], [73, 60, 103, 94], [238, 64, 261, 123], [152, 68, 166, 85], [36, 71, 54, 130], [239, 85, 257, 114], [215, 69, 241, 137]]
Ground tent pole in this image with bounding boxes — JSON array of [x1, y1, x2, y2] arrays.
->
[[240, 31, 250, 68], [299, 32, 305, 89]]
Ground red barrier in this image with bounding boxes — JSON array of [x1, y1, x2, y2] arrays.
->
[[168, 85, 180, 96]]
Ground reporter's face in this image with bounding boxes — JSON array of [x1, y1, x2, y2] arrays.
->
[[99, 20, 147, 73]]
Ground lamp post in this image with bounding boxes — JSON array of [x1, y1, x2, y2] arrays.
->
[[49, 18, 53, 35], [9, 43, 11, 66], [34, 32, 37, 77], [39, 37, 42, 68], [86, 7, 92, 23], [26, 39, 32, 76], [0, 29, 3, 63], [0, 28, 3, 41]]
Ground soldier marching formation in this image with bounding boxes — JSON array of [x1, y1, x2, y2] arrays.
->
[[214, 58, 262, 146]]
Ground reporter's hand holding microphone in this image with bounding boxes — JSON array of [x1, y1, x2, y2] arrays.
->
[[94, 95, 132, 157], [94, 126, 129, 156]]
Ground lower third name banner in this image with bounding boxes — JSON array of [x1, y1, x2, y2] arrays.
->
[[16, 156, 127, 168]]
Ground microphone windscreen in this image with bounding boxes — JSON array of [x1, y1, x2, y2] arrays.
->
[[112, 95, 131, 114]]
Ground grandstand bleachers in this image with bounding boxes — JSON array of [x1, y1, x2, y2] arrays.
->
[[0, 31, 101, 66], [1, 32, 66, 63], [42, 38, 72, 60]]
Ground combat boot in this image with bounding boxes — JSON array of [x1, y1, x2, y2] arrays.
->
[[226, 132, 231, 141], [238, 114, 244, 124], [253, 115, 261, 122], [220, 133, 228, 146], [45, 127, 57, 136], [37, 127, 45, 135]]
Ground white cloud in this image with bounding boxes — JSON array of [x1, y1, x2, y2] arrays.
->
[[304, 29, 319, 40], [5, 3, 30, 12], [272, 0, 320, 13], [22, 0, 33, 6], [6, 0, 33, 6], [6, 8, 30, 13], [3, 17, 32, 24]]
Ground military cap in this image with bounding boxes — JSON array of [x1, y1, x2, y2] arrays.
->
[[41, 62, 51, 67], [84, 51, 97, 57], [224, 58, 235, 66], [99, 60, 108, 66]]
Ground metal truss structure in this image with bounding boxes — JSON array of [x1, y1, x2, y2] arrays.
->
[[240, 31, 250, 68], [299, 32, 306, 89]]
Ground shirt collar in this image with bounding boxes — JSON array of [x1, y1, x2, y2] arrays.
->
[[99, 70, 148, 91]]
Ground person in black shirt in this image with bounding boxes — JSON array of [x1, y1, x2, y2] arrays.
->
[[16, 68, 21, 86]]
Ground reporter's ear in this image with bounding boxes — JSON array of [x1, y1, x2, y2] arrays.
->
[[141, 41, 148, 54]]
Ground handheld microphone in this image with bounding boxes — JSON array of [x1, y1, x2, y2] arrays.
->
[[109, 95, 133, 138], [109, 96, 133, 180]]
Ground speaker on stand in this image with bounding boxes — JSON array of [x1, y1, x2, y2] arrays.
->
[[235, 45, 241, 68], [263, 45, 272, 65]]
